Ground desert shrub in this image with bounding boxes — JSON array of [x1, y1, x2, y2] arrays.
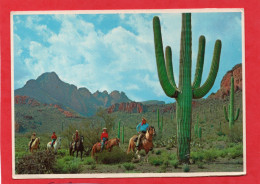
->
[[16, 151, 56, 174], [155, 150, 161, 155], [97, 147, 133, 164], [227, 144, 243, 159], [182, 164, 190, 172], [83, 157, 95, 165], [149, 156, 164, 166], [197, 161, 205, 169], [90, 163, 96, 170], [56, 149, 66, 157], [123, 163, 135, 170], [190, 151, 204, 163], [53, 157, 82, 173], [169, 159, 179, 169], [204, 150, 218, 162]]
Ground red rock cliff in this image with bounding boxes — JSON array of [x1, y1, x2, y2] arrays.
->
[[209, 63, 242, 99]]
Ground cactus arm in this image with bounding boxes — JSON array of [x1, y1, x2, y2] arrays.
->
[[153, 16, 178, 98], [192, 36, 206, 88], [234, 108, 240, 121], [165, 46, 178, 89], [193, 40, 222, 99], [224, 106, 229, 122]]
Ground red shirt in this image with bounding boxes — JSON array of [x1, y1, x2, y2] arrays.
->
[[101, 132, 108, 140], [51, 134, 57, 139]]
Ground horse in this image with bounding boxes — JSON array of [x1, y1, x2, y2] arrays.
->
[[28, 137, 40, 153], [70, 136, 84, 160], [127, 126, 156, 161], [47, 137, 61, 153], [91, 138, 120, 158]]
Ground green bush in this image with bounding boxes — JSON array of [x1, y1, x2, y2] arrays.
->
[[97, 147, 133, 164], [169, 159, 179, 169], [197, 161, 205, 169], [182, 164, 190, 172], [54, 157, 82, 173], [16, 151, 56, 174], [155, 150, 161, 155], [123, 163, 135, 170], [83, 157, 95, 165], [149, 156, 164, 166]]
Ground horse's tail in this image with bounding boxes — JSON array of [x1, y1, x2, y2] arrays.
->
[[91, 145, 95, 158], [127, 137, 134, 154]]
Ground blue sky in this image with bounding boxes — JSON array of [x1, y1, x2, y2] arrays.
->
[[13, 11, 242, 103]]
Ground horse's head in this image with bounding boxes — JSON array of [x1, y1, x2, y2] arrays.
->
[[80, 136, 84, 142], [115, 138, 120, 145], [147, 126, 156, 136]]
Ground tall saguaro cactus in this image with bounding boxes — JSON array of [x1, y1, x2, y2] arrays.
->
[[153, 13, 222, 163], [223, 76, 240, 130]]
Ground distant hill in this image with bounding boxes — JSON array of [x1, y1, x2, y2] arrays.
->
[[15, 72, 131, 116]]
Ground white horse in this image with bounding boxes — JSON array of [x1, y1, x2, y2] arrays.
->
[[47, 137, 61, 153]]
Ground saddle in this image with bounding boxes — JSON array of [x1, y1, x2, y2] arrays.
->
[[98, 141, 108, 146], [49, 140, 55, 145]]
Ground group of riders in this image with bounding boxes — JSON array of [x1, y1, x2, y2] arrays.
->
[[29, 117, 150, 152]]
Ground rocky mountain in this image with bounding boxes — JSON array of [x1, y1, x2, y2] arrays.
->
[[15, 72, 131, 116], [209, 63, 242, 99]]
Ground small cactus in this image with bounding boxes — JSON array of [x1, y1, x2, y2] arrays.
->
[[223, 75, 240, 130], [118, 121, 121, 139]]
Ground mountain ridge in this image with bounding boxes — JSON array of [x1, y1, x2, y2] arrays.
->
[[15, 72, 131, 116]]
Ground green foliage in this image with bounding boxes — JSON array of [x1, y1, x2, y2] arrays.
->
[[54, 157, 82, 173], [155, 150, 161, 155], [197, 161, 205, 169], [169, 159, 179, 169], [182, 164, 190, 172], [149, 156, 164, 166], [16, 151, 56, 174], [83, 157, 95, 165], [123, 163, 135, 170], [97, 147, 133, 164]]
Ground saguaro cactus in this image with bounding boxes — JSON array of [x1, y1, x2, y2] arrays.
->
[[118, 121, 121, 139], [223, 76, 240, 130], [161, 115, 164, 130], [153, 13, 222, 163]]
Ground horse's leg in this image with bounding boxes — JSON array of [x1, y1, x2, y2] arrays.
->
[[136, 150, 141, 160]]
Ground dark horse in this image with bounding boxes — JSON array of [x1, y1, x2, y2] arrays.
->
[[70, 136, 84, 160]]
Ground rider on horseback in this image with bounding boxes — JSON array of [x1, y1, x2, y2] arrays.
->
[[72, 130, 80, 151], [51, 132, 57, 147], [100, 128, 108, 152], [29, 132, 36, 150], [136, 118, 149, 148]]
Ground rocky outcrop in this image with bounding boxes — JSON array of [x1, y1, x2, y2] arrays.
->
[[15, 96, 40, 106], [107, 102, 147, 113], [209, 63, 242, 99]]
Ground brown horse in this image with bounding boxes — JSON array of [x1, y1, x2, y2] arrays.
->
[[127, 126, 156, 161], [70, 136, 84, 160], [91, 138, 120, 157], [28, 137, 40, 153]]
